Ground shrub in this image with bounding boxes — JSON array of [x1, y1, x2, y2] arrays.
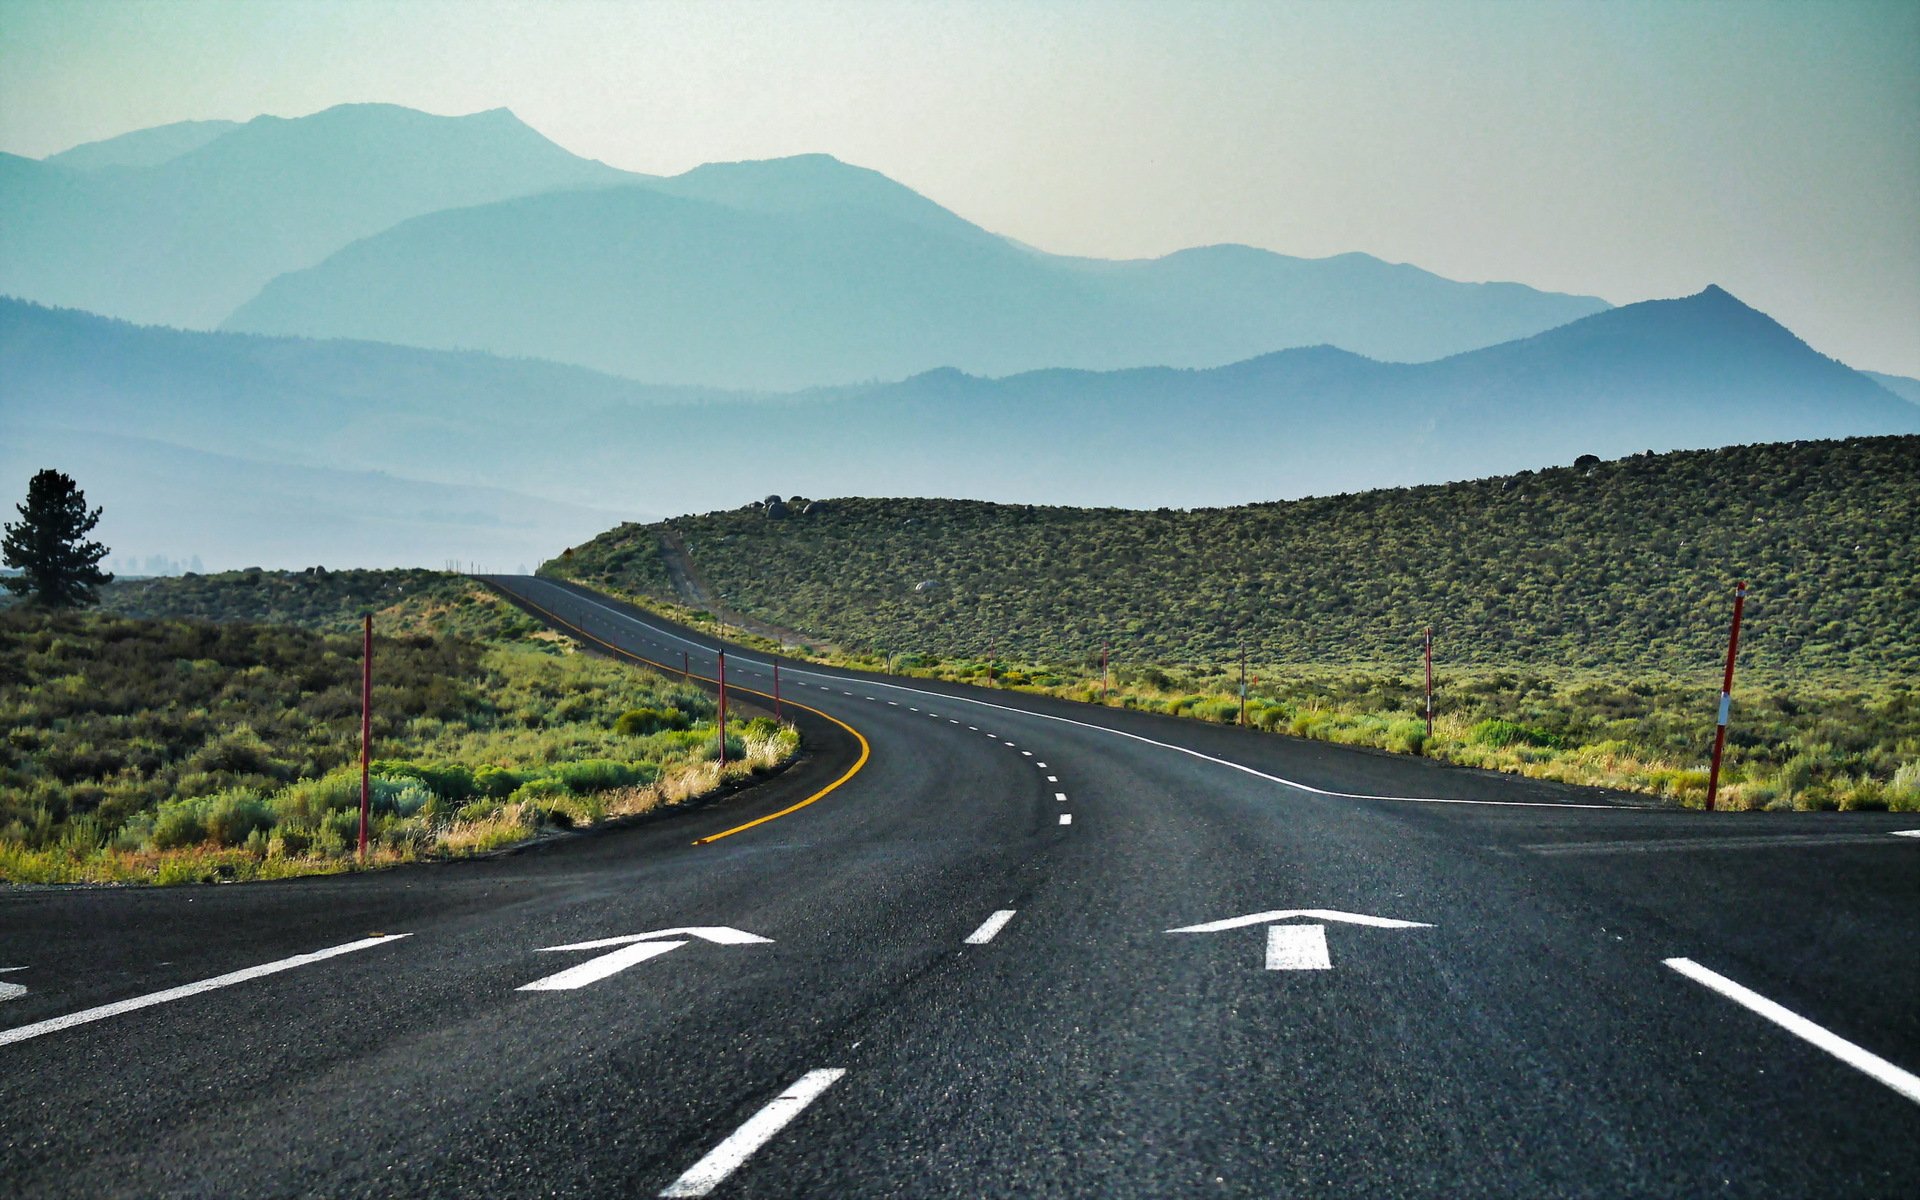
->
[[1470, 719, 1561, 749], [615, 707, 690, 736], [151, 803, 208, 850], [203, 789, 273, 847]]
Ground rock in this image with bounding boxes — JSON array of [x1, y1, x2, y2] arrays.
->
[[766, 500, 790, 520], [914, 579, 941, 593], [802, 500, 826, 516], [1574, 453, 1601, 468]]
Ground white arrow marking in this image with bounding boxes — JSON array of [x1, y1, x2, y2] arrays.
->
[[520, 927, 773, 991], [1170, 909, 1430, 971], [1167, 909, 1434, 934], [1267, 925, 1332, 970], [537, 927, 774, 952], [520, 940, 687, 991]]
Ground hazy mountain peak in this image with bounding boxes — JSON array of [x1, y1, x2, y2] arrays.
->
[[649, 151, 994, 242], [44, 118, 241, 170], [1, 102, 635, 330]]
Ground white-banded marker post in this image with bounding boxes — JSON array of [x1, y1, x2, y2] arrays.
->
[[358, 611, 372, 859], [1705, 581, 1748, 811], [717, 649, 728, 766]]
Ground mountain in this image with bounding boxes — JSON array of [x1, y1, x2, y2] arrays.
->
[[222, 152, 1609, 388], [1864, 371, 1920, 407], [44, 119, 240, 170], [0, 298, 719, 508], [7, 287, 1915, 550], [0, 104, 632, 328], [0, 426, 618, 573]]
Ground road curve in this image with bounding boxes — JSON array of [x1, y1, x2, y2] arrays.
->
[[3, 574, 1915, 1197]]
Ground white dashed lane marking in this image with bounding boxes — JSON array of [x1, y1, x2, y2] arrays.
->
[[964, 910, 1018, 945], [658, 1069, 848, 1196]]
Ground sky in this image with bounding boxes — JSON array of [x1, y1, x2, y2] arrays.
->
[[2, 0, 1917, 375]]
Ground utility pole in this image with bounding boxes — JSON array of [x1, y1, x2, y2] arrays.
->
[[1705, 582, 1748, 812], [716, 649, 728, 766], [358, 612, 372, 861], [1424, 627, 1435, 739]]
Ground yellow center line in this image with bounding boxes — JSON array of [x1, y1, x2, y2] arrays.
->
[[489, 587, 873, 846]]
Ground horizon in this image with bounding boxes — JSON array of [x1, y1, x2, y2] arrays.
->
[[2, 0, 1915, 377]]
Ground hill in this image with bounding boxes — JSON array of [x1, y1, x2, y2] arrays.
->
[[7, 288, 1915, 567], [44, 119, 240, 170], [0, 423, 618, 573], [222, 154, 1608, 388], [546, 436, 1920, 680], [0, 103, 630, 328]]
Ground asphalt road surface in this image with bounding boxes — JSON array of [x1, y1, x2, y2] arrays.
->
[[4, 574, 1916, 1197]]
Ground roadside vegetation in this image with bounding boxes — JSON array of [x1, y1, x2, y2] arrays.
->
[[100, 567, 543, 640], [1, 577, 797, 885], [546, 437, 1920, 812]]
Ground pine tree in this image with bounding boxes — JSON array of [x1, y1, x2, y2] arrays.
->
[[2, 469, 114, 607]]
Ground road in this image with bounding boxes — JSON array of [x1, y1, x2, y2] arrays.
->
[[3, 573, 1917, 1197]]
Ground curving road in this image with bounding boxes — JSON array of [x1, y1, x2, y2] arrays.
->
[[3, 574, 1917, 1197]]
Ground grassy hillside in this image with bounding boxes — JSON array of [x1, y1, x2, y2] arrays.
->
[[1, 577, 794, 884], [548, 437, 1920, 811], [554, 437, 1918, 676]]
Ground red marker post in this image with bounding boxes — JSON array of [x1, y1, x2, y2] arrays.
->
[[774, 660, 783, 722], [1101, 642, 1110, 701], [1424, 627, 1435, 739], [716, 649, 728, 766], [358, 612, 372, 860], [1239, 644, 1249, 727], [1705, 582, 1748, 812]]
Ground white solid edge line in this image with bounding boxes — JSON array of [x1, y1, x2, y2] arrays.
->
[[527, 579, 1632, 811], [964, 910, 1018, 945], [0, 934, 411, 1047], [1059, 813, 1072, 825], [659, 1068, 848, 1197], [1664, 957, 1920, 1106]]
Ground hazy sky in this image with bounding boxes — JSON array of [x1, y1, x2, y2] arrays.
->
[[3, 0, 1917, 374]]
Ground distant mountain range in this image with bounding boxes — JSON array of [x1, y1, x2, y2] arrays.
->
[[0, 104, 628, 329], [4, 285, 1913, 567], [3, 103, 1607, 388], [1864, 371, 1920, 407]]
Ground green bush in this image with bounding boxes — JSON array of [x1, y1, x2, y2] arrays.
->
[[615, 706, 690, 736], [203, 789, 273, 847], [1470, 719, 1561, 749], [151, 803, 207, 850]]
